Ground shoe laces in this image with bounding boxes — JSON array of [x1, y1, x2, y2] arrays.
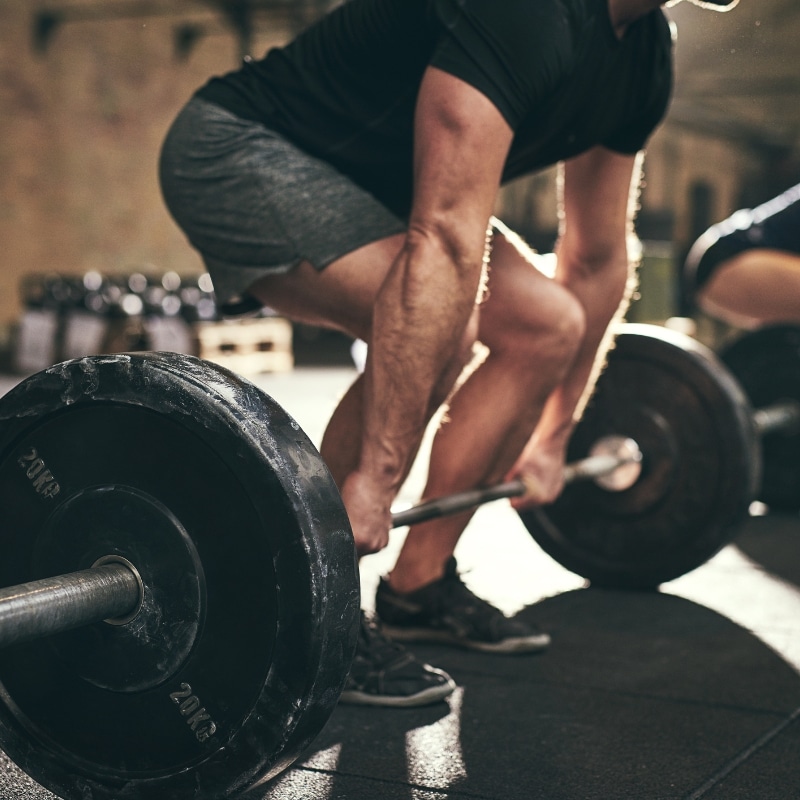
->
[[358, 613, 411, 665], [437, 568, 501, 618]]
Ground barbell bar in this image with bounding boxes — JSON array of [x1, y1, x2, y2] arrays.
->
[[0, 437, 643, 652], [391, 435, 644, 528], [753, 402, 800, 436]]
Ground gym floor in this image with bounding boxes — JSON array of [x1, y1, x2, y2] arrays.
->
[[1, 365, 799, 800]]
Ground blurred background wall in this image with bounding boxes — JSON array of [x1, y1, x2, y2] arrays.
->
[[0, 0, 798, 359]]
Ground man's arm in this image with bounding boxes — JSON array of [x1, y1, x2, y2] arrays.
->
[[510, 146, 643, 505], [343, 66, 514, 554]]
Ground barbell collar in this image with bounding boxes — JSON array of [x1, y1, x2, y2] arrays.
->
[[0, 562, 142, 649], [752, 400, 800, 437]]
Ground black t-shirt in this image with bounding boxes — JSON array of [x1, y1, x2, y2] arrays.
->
[[197, 0, 674, 217]]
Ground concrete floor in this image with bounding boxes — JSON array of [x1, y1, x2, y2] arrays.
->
[[1, 365, 799, 799]]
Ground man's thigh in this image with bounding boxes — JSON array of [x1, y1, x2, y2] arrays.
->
[[248, 233, 406, 340]]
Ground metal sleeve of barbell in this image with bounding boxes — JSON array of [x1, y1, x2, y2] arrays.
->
[[390, 451, 633, 529], [0, 564, 141, 649], [563, 453, 631, 483], [752, 400, 800, 437]]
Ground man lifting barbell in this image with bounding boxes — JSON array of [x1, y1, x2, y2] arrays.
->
[[159, 0, 740, 708]]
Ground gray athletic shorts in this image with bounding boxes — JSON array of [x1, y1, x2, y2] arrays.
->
[[159, 97, 406, 313]]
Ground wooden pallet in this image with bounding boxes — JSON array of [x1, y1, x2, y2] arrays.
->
[[193, 317, 294, 375]]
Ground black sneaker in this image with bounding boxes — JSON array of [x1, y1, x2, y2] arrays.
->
[[375, 558, 551, 654], [339, 612, 456, 707]]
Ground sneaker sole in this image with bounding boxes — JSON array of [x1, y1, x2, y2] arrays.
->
[[339, 678, 456, 708], [380, 625, 551, 654]]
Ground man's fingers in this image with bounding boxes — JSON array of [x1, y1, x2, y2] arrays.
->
[[518, 472, 548, 504]]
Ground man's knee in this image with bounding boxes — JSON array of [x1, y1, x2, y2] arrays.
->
[[535, 286, 586, 367], [484, 279, 585, 367]]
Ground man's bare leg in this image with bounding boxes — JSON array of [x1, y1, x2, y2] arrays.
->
[[387, 232, 586, 593], [247, 236, 402, 337], [247, 231, 467, 701], [246, 231, 478, 510]]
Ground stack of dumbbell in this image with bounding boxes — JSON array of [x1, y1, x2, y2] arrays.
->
[[14, 271, 221, 374]]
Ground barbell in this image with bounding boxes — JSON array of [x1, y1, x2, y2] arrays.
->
[[0, 323, 797, 799]]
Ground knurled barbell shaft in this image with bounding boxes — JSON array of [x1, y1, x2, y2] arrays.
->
[[391, 450, 637, 529], [391, 479, 527, 528], [0, 563, 141, 649]]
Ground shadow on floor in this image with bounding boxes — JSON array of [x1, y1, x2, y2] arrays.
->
[[261, 587, 800, 800], [735, 512, 800, 589]]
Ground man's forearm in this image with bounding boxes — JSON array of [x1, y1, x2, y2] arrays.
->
[[358, 231, 487, 494], [532, 250, 637, 449]]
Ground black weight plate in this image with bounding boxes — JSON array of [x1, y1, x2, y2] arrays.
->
[[720, 325, 800, 512], [520, 324, 759, 589], [0, 353, 359, 799]]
